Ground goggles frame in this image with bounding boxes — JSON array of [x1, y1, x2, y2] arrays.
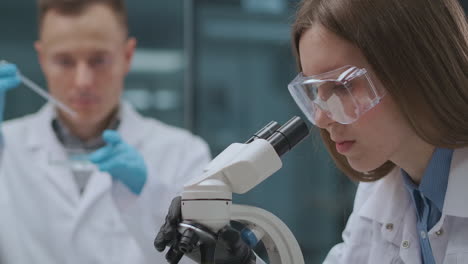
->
[[288, 65, 385, 125]]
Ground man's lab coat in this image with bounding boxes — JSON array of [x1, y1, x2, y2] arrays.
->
[[0, 102, 210, 264]]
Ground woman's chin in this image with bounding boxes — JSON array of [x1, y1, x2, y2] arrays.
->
[[347, 158, 382, 174]]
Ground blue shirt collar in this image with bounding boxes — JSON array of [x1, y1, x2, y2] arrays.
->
[[401, 148, 453, 212]]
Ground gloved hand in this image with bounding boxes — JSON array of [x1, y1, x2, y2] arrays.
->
[[155, 196, 257, 264], [88, 129, 147, 195], [0, 62, 21, 123]]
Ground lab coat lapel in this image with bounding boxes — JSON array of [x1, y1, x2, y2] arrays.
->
[[443, 147, 468, 218], [118, 102, 150, 149], [358, 169, 413, 247], [26, 104, 80, 206]]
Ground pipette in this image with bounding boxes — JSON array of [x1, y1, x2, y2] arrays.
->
[[0, 60, 78, 118], [19, 74, 78, 118]]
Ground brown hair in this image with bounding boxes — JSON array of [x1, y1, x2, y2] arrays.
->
[[37, 0, 128, 34], [292, 0, 468, 182]]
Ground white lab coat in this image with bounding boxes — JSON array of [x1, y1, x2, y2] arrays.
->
[[324, 147, 468, 264], [0, 102, 210, 264]]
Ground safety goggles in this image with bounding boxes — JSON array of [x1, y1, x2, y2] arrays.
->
[[288, 65, 385, 125]]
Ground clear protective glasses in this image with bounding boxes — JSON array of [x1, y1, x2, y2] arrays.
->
[[288, 65, 385, 125]]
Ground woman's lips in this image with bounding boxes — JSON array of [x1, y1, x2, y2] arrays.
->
[[336, 140, 355, 154]]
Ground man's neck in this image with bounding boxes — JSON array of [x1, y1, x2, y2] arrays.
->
[[66, 122, 107, 142]]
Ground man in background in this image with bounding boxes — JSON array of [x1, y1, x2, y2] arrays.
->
[[0, 0, 209, 263]]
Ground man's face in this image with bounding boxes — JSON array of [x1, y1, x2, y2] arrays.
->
[[35, 3, 136, 127]]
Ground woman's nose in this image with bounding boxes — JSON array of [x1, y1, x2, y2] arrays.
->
[[313, 107, 335, 128]]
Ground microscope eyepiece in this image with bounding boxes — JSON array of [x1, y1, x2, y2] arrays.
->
[[245, 121, 281, 143], [266, 116, 309, 157]]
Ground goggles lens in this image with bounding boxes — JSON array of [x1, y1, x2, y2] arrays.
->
[[288, 65, 384, 125]]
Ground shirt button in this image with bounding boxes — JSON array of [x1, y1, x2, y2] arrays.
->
[[402, 240, 410, 249], [385, 223, 394, 231], [420, 231, 427, 239], [435, 229, 444, 236]]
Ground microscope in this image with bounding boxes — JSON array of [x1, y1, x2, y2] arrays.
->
[[166, 116, 309, 264]]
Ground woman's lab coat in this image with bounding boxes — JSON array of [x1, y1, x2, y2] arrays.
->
[[0, 103, 210, 264], [324, 147, 468, 264]]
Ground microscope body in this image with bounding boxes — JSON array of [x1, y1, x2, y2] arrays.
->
[[182, 138, 282, 231], [174, 117, 308, 264]]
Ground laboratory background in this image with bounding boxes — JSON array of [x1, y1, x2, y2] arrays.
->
[[1, 0, 467, 263]]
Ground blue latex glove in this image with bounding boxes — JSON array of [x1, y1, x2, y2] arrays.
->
[[88, 129, 147, 195], [0, 63, 21, 123]]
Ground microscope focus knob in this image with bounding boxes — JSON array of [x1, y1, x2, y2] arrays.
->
[[179, 228, 200, 254]]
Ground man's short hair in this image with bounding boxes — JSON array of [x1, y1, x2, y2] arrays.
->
[[37, 0, 128, 35]]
